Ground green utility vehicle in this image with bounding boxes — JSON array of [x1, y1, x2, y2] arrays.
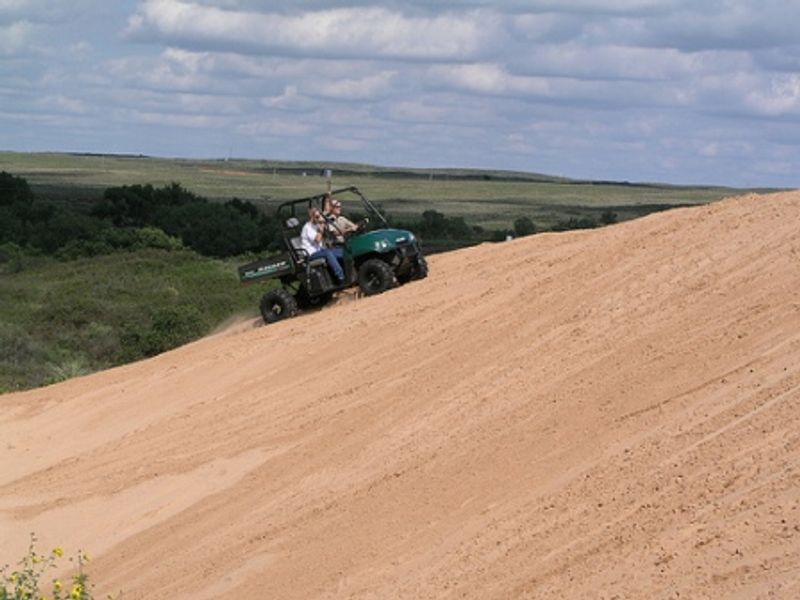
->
[[238, 186, 427, 324]]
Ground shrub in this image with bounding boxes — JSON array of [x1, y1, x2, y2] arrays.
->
[[601, 209, 618, 225], [121, 305, 206, 359], [513, 216, 537, 237], [0, 171, 34, 208], [552, 216, 598, 231], [134, 227, 184, 251], [0, 242, 25, 273], [154, 201, 262, 256], [94, 184, 262, 257], [27, 208, 105, 254], [0, 534, 106, 600], [46, 356, 92, 384]]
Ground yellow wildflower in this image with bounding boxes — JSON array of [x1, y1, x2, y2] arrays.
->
[[54, 580, 63, 592], [70, 584, 83, 599], [52, 547, 65, 557]]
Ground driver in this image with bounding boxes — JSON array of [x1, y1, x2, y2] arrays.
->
[[326, 197, 359, 245]]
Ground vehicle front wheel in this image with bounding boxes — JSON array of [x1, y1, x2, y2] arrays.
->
[[412, 255, 428, 280], [358, 259, 394, 296], [260, 287, 298, 324]]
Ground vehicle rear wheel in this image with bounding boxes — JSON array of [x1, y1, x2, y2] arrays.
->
[[260, 287, 298, 324], [358, 258, 394, 296], [296, 286, 333, 310]]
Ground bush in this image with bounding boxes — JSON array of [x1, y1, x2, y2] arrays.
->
[[0, 171, 34, 208], [0, 322, 56, 392], [121, 305, 206, 359], [513, 216, 536, 237], [46, 355, 92, 384], [0, 242, 25, 273], [601, 209, 618, 225], [92, 183, 266, 257], [0, 207, 26, 247], [0, 534, 105, 600], [155, 202, 261, 256], [26, 208, 105, 254], [399, 209, 476, 241], [92, 183, 197, 227], [491, 229, 513, 242], [552, 216, 598, 231], [134, 227, 184, 251]]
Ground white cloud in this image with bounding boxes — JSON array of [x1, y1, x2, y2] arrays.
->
[[745, 74, 800, 116], [310, 105, 382, 129], [37, 94, 87, 114], [386, 99, 449, 123], [237, 118, 313, 138], [2, 0, 800, 186], [262, 86, 315, 112], [509, 44, 746, 82], [317, 136, 369, 152], [432, 63, 512, 94], [0, 20, 36, 55], [0, 0, 102, 23], [700, 142, 719, 157], [126, 0, 499, 61], [124, 108, 219, 128], [314, 71, 396, 101]]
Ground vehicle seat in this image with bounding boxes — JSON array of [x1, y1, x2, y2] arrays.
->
[[285, 217, 327, 268]]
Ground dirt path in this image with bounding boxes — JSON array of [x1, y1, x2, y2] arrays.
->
[[2, 191, 800, 599]]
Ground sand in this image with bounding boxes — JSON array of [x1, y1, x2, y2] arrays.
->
[[2, 190, 800, 599]]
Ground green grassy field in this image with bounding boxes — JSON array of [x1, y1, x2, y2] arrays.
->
[[0, 151, 769, 230], [0, 249, 265, 393]]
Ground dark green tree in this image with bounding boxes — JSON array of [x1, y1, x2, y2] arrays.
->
[[155, 202, 261, 257], [445, 215, 473, 239], [226, 198, 259, 220], [513, 216, 537, 237], [27, 207, 106, 254], [0, 172, 35, 246], [601, 210, 618, 225], [0, 171, 34, 207], [420, 209, 447, 236]]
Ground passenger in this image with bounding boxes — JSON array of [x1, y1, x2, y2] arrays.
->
[[301, 206, 345, 283], [326, 197, 359, 245]]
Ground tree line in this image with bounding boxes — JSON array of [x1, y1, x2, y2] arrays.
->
[[0, 172, 280, 260], [1, 170, 612, 263]]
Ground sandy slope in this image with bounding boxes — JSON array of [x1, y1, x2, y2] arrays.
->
[[2, 191, 800, 599]]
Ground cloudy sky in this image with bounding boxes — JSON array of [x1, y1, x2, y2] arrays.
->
[[2, 1, 799, 187]]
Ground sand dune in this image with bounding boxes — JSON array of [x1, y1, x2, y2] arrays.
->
[[2, 191, 800, 599]]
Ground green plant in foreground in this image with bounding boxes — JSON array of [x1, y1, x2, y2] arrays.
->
[[0, 534, 112, 600]]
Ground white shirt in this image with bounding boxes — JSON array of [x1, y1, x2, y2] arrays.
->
[[301, 221, 324, 255]]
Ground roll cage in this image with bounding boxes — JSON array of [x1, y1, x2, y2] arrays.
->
[[275, 185, 388, 229]]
